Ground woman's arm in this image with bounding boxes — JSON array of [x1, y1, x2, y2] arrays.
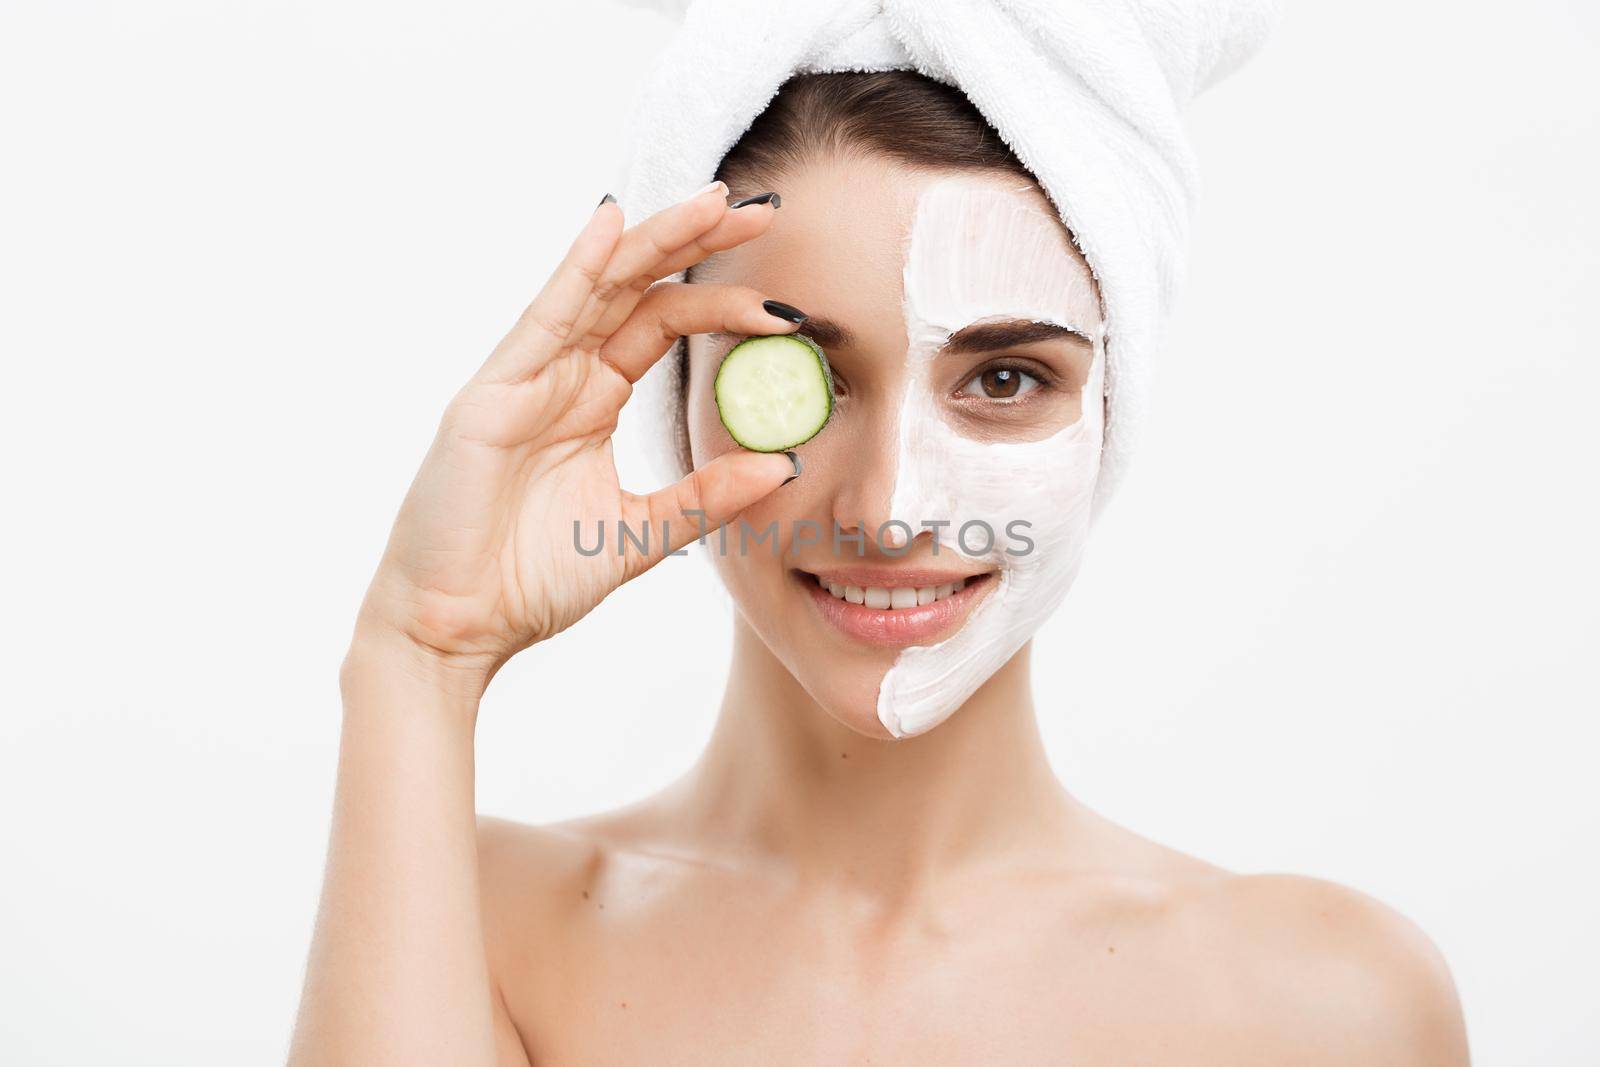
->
[[288, 634, 503, 1065], [285, 184, 803, 1066]]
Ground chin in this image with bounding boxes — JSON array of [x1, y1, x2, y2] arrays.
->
[[718, 552, 1003, 741], [797, 666, 902, 740]]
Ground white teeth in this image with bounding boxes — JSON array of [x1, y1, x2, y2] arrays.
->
[[814, 575, 978, 609]]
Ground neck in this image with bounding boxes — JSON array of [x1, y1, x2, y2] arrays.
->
[[671, 617, 1078, 897]]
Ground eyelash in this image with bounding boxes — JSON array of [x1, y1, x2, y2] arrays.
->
[[724, 335, 1055, 408], [954, 360, 1054, 404]]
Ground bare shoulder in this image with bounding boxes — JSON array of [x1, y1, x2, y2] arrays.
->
[[473, 807, 673, 933], [1183, 872, 1470, 1064], [474, 813, 621, 926], [473, 814, 609, 960], [476, 812, 604, 887]]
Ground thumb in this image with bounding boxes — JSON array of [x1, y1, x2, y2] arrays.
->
[[623, 449, 802, 581]]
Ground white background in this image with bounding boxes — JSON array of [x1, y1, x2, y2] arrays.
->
[[2, 1, 1596, 1063]]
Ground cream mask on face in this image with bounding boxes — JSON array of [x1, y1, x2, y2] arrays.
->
[[876, 176, 1105, 738]]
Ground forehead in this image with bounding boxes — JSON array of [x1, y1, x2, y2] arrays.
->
[[904, 175, 1102, 335], [696, 158, 1096, 346]]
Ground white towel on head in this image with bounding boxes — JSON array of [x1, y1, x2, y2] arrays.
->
[[611, 0, 1277, 511]]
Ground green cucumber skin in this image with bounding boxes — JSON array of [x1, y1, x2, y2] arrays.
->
[[713, 333, 835, 452]]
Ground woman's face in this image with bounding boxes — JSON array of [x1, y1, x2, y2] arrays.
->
[[686, 157, 1104, 739]]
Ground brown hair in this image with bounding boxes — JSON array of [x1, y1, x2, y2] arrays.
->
[[708, 70, 1039, 196], [676, 70, 1057, 472]]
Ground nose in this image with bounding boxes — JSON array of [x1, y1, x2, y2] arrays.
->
[[826, 383, 933, 556], [827, 413, 898, 554]]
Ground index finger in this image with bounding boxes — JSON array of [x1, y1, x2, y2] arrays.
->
[[568, 188, 785, 351], [599, 281, 807, 384], [476, 198, 626, 384]]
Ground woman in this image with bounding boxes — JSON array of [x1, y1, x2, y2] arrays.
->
[[288, 71, 1470, 1064]]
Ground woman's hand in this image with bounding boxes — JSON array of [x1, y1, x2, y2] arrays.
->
[[353, 182, 801, 686]]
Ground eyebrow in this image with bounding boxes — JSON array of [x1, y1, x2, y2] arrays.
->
[[795, 316, 856, 350], [942, 319, 1092, 354], [796, 315, 1090, 354]]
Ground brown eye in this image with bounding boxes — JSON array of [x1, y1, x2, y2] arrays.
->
[[958, 366, 1041, 400]]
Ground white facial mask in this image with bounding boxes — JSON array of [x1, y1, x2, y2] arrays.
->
[[877, 177, 1105, 738]]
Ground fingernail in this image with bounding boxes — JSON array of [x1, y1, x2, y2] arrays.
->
[[694, 179, 727, 197], [730, 191, 781, 209], [781, 450, 803, 486], [596, 192, 616, 209], [762, 299, 806, 324]]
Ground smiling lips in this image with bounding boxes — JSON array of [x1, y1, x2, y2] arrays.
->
[[799, 568, 994, 647]]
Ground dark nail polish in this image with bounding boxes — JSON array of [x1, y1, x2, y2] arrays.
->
[[730, 191, 781, 209], [781, 450, 803, 485], [762, 299, 806, 324], [596, 192, 617, 208]]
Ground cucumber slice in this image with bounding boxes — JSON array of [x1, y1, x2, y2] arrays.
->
[[713, 333, 834, 452]]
